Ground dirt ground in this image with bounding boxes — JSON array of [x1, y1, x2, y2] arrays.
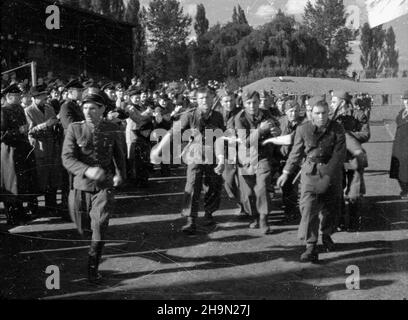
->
[[0, 88, 407, 300]]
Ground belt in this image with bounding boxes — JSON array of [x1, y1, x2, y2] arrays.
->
[[307, 156, 330, 164]]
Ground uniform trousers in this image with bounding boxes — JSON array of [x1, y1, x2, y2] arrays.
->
[[181, 164, 223, 217], [69, 188, 114, 250], [238, 161, 272, 217], [298, 163, 343, 244]]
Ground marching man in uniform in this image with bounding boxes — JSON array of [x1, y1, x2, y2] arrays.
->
[[62, 88, 126, 283], [277, 100, 346, 262]]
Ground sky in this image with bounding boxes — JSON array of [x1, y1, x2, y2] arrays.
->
[[137, 0, 368, 27]]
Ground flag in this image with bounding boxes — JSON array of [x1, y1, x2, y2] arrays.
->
[[366, 0, 408, 28]]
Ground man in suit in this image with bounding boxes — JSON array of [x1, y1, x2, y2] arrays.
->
[[25, 86, 60, 216]]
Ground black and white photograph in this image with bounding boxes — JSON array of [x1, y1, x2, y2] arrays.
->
[[1, 0, 408, 304]]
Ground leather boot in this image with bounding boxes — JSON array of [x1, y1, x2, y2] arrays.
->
[[88, 255, 102, 283], [300, 244, 318, 263], [322, 234, 335, 252], [202, 212, 216, 227], [88, 242, 103, 283], [181, 217, 196, 235]]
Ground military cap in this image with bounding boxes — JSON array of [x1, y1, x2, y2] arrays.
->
[[101, 82, 116, 91], [332, 90, 351, 101], [65, 79, 84, 90], [259, 90, 270, 99], [402, 90, 408, 99], [47, 81, 59, 92], [283, 100, 299, 111], [218, 88, 235, 99], [30, 85, 48, 97], [241, 89, 260, 102], [82, 79, 95, 88], [2, 83, 21, 95], [158, 92, 168, 100], [81, 88, 106, 106], [127, 88, 141, 97], [307, 95, 325, 107], [115, 83, 124, 91]]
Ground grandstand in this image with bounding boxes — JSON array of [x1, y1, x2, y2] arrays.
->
[[1, 0, 136, 80]]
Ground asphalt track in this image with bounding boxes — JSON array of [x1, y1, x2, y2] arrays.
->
[[0, 106, 407, 300]]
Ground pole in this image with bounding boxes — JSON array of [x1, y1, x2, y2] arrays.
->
[[1, 62, 32, 75], [31, 61, 37, 86]]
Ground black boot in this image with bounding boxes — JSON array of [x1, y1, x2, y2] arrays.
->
[[181, 217, 196, 235], [300, 244, 318, 263], [88, 255, 102, 283], [322, 234, 335, 252], [202, 212, 216, 227], [88, 241, 103, 283]]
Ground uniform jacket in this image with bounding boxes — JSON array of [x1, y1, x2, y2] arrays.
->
[[283, 120, 346, 179], [174, 108, 225, 165], [234, 109, 281, 174], [59, 99, 85, 131], [62, 120, 126, 192]]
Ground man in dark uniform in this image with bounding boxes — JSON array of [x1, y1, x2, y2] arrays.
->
[[62, 88, 126, 283], [277, 100, 302, 222], [331, 91, 370, 231], [277, 101, 346, 262], [151, 87, 225, 234], [218, 88, 247, 218], [1, 84, 38, 225], [235, 89, 281, 235], [59, 80, 84, 131], [59, 80, 85, 212]]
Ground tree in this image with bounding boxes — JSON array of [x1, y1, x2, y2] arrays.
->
[[382, 27, 399, 77], [237, 5, 248, 25], [110, 0, 125, 20], [145, 0, 192, 81], [194, 4, 209, 38], [91, 0, 110, 15], [303, 0, 352, 69], [79, 0, 92, 10], [360, 23, 385, 77], [232, 6, 238, 23]]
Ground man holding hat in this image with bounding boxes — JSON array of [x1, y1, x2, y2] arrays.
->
[[25, 86, 60, 217], [277, 100, 346, 262], [331, 90, 370, 231], [218, 88, 248, 218], [1, 84, 38, 225], [277, 100, 302, 222], [235, 89, 281, 234], [62, 88, 126, 283]]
